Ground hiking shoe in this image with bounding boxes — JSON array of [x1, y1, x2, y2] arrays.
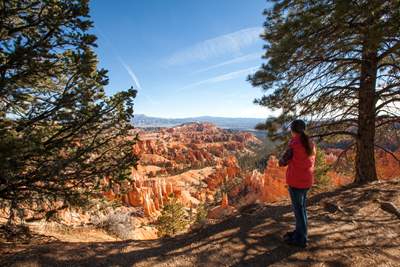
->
[[284, 238, 307, 248], [283, 230, 296, 242]]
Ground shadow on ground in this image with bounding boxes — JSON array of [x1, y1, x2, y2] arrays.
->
[[1, 180, 399, 267]]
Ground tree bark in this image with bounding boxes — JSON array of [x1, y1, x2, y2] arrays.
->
[[355, 41, 378, 183]]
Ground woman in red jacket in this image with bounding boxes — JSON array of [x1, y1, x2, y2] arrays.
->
[[279, 119, 315, 248]]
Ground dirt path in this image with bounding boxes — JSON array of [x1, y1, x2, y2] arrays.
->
[[1, 179, 399, 267]]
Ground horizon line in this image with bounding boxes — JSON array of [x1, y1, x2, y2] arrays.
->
[[133, 113, 268, 120]]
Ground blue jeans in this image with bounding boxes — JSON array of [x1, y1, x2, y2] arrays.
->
[[288, 186, 309, 244]]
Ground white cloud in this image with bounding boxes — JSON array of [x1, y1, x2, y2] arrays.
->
[[118, 58, 142, 90], [118, 57, 157, 105], [166, 27, 262, 66], [178, 66, 258, 92], [192, 53, 260, 74]]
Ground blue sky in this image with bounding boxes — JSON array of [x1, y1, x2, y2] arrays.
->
[[90, 0, 274, 118]]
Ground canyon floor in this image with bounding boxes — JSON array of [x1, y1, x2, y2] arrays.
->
[[1, 179, 399, 267]]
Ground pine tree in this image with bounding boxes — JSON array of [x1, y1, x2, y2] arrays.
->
[[0, 0, 138, 219], [250, 0, 400, 183], [155, 197, 188, 237]]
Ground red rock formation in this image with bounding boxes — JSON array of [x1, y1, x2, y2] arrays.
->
[[325, 153, 337, 165], [102, 190, 115, 200], [327, 171, 353, 187], [166, 182, 174, 196], [104, 123, 263, 218], [203, 156, 241, 190], [127, 185, 143, 206], [221, 193, 229, 208], [376, 149, 400, 180], [143, 193, 152, 217], [242, 156, 288, 204], [208, 193, 236, 219]]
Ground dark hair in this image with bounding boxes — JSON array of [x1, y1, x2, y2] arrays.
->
[[290, 120, 314, 156]]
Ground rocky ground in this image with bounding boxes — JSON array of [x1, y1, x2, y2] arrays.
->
[[1, 179, 399, 267]]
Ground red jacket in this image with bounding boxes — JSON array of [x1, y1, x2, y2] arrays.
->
[[279, 135, 315, 189]]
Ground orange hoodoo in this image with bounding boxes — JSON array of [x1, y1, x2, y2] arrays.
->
[[127, 184, 144, 206], [242, 156, 288, 204], [143, 192, 158, 217], [260, 156, 288, 202], [143, 194, 151, 217], [207, 193, 236, 219], [166, 182, 174, 196], [221, 193, 229, 208]]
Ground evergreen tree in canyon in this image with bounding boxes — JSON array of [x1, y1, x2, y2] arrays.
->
[[250, 0, 400, 183], [0, 0, 138, 219]]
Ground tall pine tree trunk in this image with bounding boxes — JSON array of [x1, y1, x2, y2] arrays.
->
[[355, 41, 378, 183]]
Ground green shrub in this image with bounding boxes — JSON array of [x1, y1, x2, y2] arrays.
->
[[314, 148, 331, 188], [155, 197, 188, 237], [193, 202, 208, 227]]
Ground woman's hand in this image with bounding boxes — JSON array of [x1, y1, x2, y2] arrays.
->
[[279, 148, 293, 167]]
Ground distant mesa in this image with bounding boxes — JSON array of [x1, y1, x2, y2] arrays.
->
[[132, 114, 266, 132]]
